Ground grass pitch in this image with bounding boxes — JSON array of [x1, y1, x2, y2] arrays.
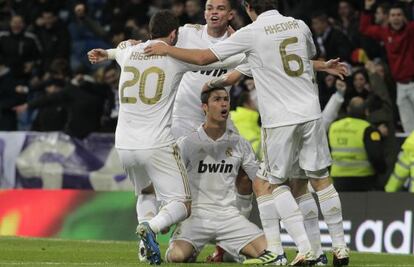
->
[[1, 236, 414, 267]]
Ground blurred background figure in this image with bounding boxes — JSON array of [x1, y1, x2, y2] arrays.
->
[[329, 97, 386, 191], [385, 130, 414, 193]]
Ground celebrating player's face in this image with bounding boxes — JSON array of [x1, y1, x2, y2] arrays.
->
[[205, 90, 229, 122], [204, 0, 233, 31]]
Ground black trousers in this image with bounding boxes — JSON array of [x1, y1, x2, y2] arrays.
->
[[332, 176, 377, 192]]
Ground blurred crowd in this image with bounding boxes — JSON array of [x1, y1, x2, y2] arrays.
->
[[0, 0, 413, 190]]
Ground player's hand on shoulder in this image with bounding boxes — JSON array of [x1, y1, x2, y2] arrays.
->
[[87, 48, 108, 64], [144, 42, 169, 56]]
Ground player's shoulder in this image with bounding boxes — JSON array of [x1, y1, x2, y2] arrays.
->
[[179, 24, 205, 35], [181, 23, 205, 31]]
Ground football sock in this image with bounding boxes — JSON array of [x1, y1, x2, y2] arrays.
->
[[296, 192, 323, 256], [149, 201, 188, 234], [316, 184, 347, 248], [272, 185, 311, 254], [257, 194, 284, 255], [137, 194, 158, 223]]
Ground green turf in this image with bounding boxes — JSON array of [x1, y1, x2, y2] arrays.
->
[[1, 236, 414, 267]]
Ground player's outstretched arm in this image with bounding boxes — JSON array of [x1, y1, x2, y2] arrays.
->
[[144, 42, 219, 65], [313, 58, 349, 80], [88, 40, 141, 64], [87, 48, 109, 64], [203, 70, 244, 91]]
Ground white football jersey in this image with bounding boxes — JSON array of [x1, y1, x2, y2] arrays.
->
[[113, 40, 245, 149], [210, 10, 321, 128], [174, 24, 234, 124], [177, 125, 259, 214]]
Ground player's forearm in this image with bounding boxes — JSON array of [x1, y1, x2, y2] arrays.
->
[[312, 60, 328, 71], [207, 70, 243, 89], [167, 46, 218, 65]]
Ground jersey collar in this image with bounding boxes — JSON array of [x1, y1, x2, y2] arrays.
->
[[197, 124, 232, 143], [257, 10, 281, 20]]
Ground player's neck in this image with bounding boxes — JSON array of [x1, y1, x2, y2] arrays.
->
[[206, 26, 228, 38], [203, 121, 226, 141]]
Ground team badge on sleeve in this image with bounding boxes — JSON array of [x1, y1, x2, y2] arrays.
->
[[370, 131, 381, 141]]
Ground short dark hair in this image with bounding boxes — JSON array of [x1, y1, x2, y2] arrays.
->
[[311, 11, 329, 22], [149, 10, 179, 39], [200, 87, 228, 104], [389, 3, 406, 16], [243, 0, 278, 15]]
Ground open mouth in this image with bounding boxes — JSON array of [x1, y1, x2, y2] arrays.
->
[[210, 16, 219, 22], [221, 109, 228, 117]]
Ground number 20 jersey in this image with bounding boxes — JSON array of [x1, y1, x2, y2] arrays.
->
[[113, 40, 244, 150], [210, 10, 321, 128]]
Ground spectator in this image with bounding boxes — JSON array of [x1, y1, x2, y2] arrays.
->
[[29, 9, 71, 70], [30, 79, 67, 132], [68, 2, 109, 70], [360, 0, 414, 133], [171, 0, 190, 25], [334, 0, 361, 47], [100, 64, 120, 133], [385, 130, 414, 193], [328, 96, 386, 191], [0, 56, 24, 131], [120, 0, 150, 27], [0, 15, 42, 82], [375, 2, 390, 27], [14, 69, 109, 139], [185, 0, 205, 24], [311, 11, 353, 62]]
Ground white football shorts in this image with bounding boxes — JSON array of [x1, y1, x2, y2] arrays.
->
[[257, 118, 331, 184], [117, 143, 191, 203], [170, 210, 263, 259]]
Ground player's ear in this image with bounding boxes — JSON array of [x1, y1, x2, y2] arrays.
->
[[228, 9, 235, 21], [169, 29, 177, 45], [202, 103, 208, 116]]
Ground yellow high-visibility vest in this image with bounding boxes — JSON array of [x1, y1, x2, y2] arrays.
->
[[230, 107, 261, 159], [329, 117, 375, 177], [385, 131, 414, 192]]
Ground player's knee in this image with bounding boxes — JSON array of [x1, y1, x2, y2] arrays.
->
[[166, 245, 192, 263], [289, 179, 308, 198], [309, 176, 332, 192], [252, 178, 272, 196]]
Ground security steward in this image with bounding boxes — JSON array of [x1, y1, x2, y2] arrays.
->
[[385, 131, 414, 192], [328, 96, 386, 191]]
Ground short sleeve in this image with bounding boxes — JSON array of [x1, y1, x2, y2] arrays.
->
[[210, 26, 253, 61], [235, 62, 252, 77], [240, 138, 259, 180], [299, 20, 317, 59]]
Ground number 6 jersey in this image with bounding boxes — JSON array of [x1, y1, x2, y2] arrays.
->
[[210, 10, 321, 128], [111, 40, 245, 149]]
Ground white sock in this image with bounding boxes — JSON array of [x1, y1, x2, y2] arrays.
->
[[316, 184, 346, 248], [236, 193, 253, 219], [257, 194, 284, 255], [137, 194, 158, 223], [272, 185, 311, 254], [149, 201, 188, 234], [296, 193, 323, 256]]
